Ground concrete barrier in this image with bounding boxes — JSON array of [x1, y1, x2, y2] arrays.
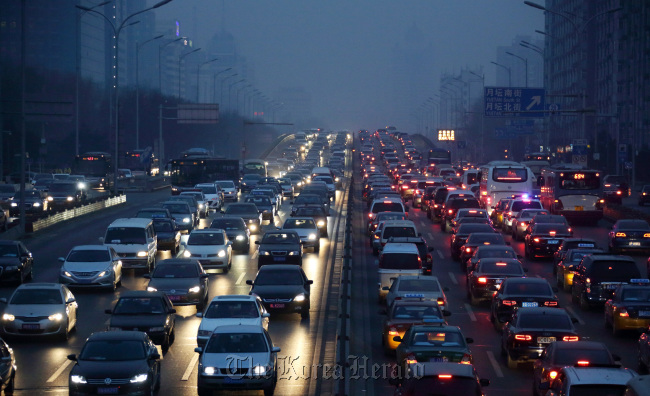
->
[[29, 194, 126, 233]]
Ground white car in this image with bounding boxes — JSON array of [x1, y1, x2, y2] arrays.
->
[[194, 183, 223, 211], [195, 295, 270, 347], [180, 191, 209, 219], [182, 229, 232, 272], [282, 217, 320, 252], [384, 275, 448, 310], [0, 283, 78, 340], [311, 176, 335, 198], [215, 180, 238, 201], [58, 245, 123, 291]]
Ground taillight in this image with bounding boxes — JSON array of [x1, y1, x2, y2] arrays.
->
[[502, 300, 517, 306], [478, 277, 487, 284], [438, 374, 453, 379], [460, 354, 471, 364], [368, 213, 373, 218], [405, 353, 417, 365], [533, 238, 540, 243], [437, 297, 445, 305], [644, 233, 650, 238], [562, 336, 579, 342], [448, 209, 453, 214], [514, 334, 532, 341], [576, 360, 590, 366], [616, 190, 622, 195], [465, 247, 472, 253], [544, 301, 558, 307], [388, 327, 399, 336], [618, 308, 629, 317], [549, 370, 558, 380], [520, 222, 526, 226]]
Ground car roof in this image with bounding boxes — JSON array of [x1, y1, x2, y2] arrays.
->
[[210, 295, 258, 302], [406, 362, 476, 378], [119, 290, 167, 298], [70, 245, 111, 251], [549, 340, 609, 351], [382, 220, 416, 227], [560, 366, 637, 386], [87, 330, 149, 342], [382, 243, 420, 254], [15, 282, 62, 290]]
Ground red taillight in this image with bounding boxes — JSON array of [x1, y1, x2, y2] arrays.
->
[[448, 209, 453, 214], [388, 327, 399, 336], [406, 353, 417, 365], [514, 334, 532, 341], [520, 222, 526, 226], [402, 185, 409, 190], [618, 309, 629, 317], [368, 213, 373, 218], [562, 336, 579, 342], [544, 301, 558, 307], [616, 190, 622, 195], [437, 297, 445, 305], [533, 238, 540, 243], [549, 370, 558, 380], [644, 233, 650, 238], [438, 374, 452, 379], [576, 360, 590, 366], [615, 232, 626, 237], [502, 300, 517, 306], [478, 277, 487, 284], [550, 231, 556, 236], [465, 247, 471, 253]]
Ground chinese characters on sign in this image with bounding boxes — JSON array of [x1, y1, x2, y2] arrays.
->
[[484, 87, 545, 117], [438, 129, 455, 141]]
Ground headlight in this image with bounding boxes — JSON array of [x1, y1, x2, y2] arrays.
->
[[308, 233, 317, 240], [10, 203, 17, 207], [317, 220, 325, 227], [183, 250, 192, 258], [198, 330, 211, 337], [66, 196, 74, 202], [77, 182, 86, 189], [203, 367, 217, 375], [218, 250, 226, 258], [236, 235, 245, 241], [33, 202, 40, 207], [259, 250, 270, 256], [137, 251, 148, 257], [248, 219, 255, 223], [130, 374, 148, 383], [189, 286, 201, 293], [63, 271, 72, 277], [199, 204, 204, 209], [146, 286, 157, 292], [149, 327, 165, 332], [97, 271, 107, 277], [2, 314, 14, 322], [70, 375, 87, 384], [182, 217, 191, 223], [335, 177, 340, 182], [252, 365, 268, 376], [249, 224, 257, 231], [48, 313, 63, 321], [294, 293, 306, 302], [47, 196, 53, 201], [288, 251, 300, 256]]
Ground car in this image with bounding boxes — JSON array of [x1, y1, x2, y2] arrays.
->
[[105, 290, 176, 351], [502, 198, 544, 233], [525, 223, 573, 260], [46, 181, 86, 209], [377, 220, 419, 255], [553, 238, 599, 268], [555, 248, 604, 292], [214, 180, 238, 201], [511, 208, 550, 241], [604, 279, 650, 336], [195, 295, 270, 347], [256, 230, 303, 267], [240, 173, 262, 193], [67, 331, 161, 396], [221, 203, 263, 234], [145, 258, 209, 310], [501, 307, 580, 369], [541, 365, 637, 396], [244, 195, 275, 221], [450, 223, 496, 262], [384, 275, 448, 310], [246, 265, 312, 319], [249, 188, 280, 213], [639, 326, 650, 373], [526, 213, 570, 235], [161, 200, 196, 232], [441, 197, 481, 232], [292, 205, 329, 237], [0, 240, 34, 284], [168, 194, 201, 224], [394, 324, 474, 370], [0, 283, 77, 340], [490, 277, 559, 328], [368, 198, 408, 225], [385, 237, 435, 275], [195, 325, 280, 396], [194, 183, 223, 211], [390, 362, 489, 396], [639, 185, 650, 206], [532, 341, 621, 396], [291, 194, 326, 215], [182, 229, 232, 272], [603, 174, 630, 203], [368, 211, 406, 235], [0, 336, 15, 394], [466, 258, 526, 306], [458, 232, 508, 266], [0, 185, 17, 209], [8, 189, 49, 216], [490, 197, 513, 229], [608, 219, 650, 254], [380, 299, 450, 354], [209, 216, 250, 253], [449, 208, 489, 230], [466, 245, 519, 275], [281, 217, 320, 252], [135, 207, 173, 221], [152, 217, 181, 254], [571, 254, 642, 309], [58, 245, 122, 290]]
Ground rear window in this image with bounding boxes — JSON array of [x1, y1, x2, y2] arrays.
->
[[553, 348, 612, 365], [383, 226, 416, 239], [372, 202, 403, 213], [379, 253, 420, 269], [467, 233, 505, 244], [534, 224, 570, 234], [511, 201, 542, 212], [478, 261, 523, 275], [589, 261, 640, 282], [492, 167, 528, 182], [449, 199, 480, 209], [504, 281, 553, 296]]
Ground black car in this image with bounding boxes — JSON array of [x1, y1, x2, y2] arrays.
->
[[135, 207, 173, 220], [571, 254, 642, 309], [428, 187, 454, 222], [603, 174, 630, 203], [0, 240, 34, 284], [466, 245, 519, 275], [221, 203, 263, 234], [441, 197, 481, 232], [46, 182, 86, 209], [9, 189, 49, 216], [152, 218, 181, 254], [240, 174, 262, 193], [459, 232, 507, 267], [144, 259, 209, 310], [209, 216, 250, 252], [105, 291, 176, 351], [555, 248, 604, 292], [501, 307, 579, 369], [68, 331, 161, 396], [608, 219, 650, 254], [293, 205, 329, 237], [639, 185, 650, 206], [256, 230, 303, 268], [553, 238, 599, 268], [490, 277, 559, 327], [246, 264, 313, 319], [450, 223, 496, 262], [525, 224, 572, 260], [467, 258, 526, 306], [244, 196, 275, 221]]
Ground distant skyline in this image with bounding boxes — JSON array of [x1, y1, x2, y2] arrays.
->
[[155, 0, 544, 130]]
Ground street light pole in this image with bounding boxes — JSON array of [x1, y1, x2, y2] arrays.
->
[[212, 68, 232, 103], [236, 84, 252, 115], [196, 58, 219, 102], [491, 61, 512, 86], [178, 48, 201, 100], [158, 37, 184, 94], [220, 73, 238, 107], [228, 79, 245, 112], [136, 35, 164, 150], [505, 51, 528, 87]]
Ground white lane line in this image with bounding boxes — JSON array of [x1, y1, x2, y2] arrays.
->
[[181, 353, 200, 381], [564, 306, 586, 325], [420, 220, 427, 228], [486, 351, 504, 377], [47, 359, 73, 383], [251, 251, 259, 260], [426, 232, 434, 240], [464, 303, 477, 322], [448, 272, 458, 285], [437, 250, 444, 259], [235, 272, 246, 285]]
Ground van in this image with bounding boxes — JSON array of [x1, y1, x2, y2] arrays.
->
[[378, 220, 420, 253], [100, 218, 157, 272], [376, 243, 422, 301], [368, 197, 408, 224], [311, 167, 334, 180]]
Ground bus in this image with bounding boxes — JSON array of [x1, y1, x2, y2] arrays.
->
[[242, 159, 267, 177], [479, 161, 534, 214], [73, 152, 112, 189], [123, 147, 159, 176], [169, 157, 240, 195], [539, 165, 603, 224], [524, 152, 551, 162], [426, 148, 452, 166], [521, 160, 551, 178]]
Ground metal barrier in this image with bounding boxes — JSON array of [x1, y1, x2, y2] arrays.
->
[[30, 194, 126, 233]]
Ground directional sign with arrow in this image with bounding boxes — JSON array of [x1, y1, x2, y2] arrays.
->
[[484, 87, 545, 118]]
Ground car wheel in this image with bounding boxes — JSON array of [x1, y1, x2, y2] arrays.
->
[[314, 244, 320, 253], [197, 386, 212, 396], [162, 335, 170, 352], [5, 373, 14, 393]]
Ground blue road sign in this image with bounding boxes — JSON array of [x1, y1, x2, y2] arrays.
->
[[494, 128, 516, 140], [484, 87, 545, 118]]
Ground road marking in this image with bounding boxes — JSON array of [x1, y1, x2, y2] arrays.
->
[[426, 232, 434, 240], [564, 306, 586, 325], [464, 303, 477, 322], [251, 251, 259, 260], [235, 272, 246, 285], [47, 359, 73, 383], [448, 272, 458, 285], [486, 351, 504, 377], [420, 220, 427, 228], [181, 353, 200, 381], [437, 250, 444, 259]]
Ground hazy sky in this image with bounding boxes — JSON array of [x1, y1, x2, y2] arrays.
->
[[155, 0, 544, 129]]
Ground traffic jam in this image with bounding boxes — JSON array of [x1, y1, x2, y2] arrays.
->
[[355, 128, 650, 396]]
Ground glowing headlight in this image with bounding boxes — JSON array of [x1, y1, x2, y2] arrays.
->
[[236, 235, 245, 241], [204, 367, 216, 375], [308, 233, 317, 240], [10, 203, 17, 207], [66, 197, 74, 202], [33, 202, 40, 207], [335, 177, 340, 182], [317, 220, 325, 227], [189, 286, 201, 293], [252, 365, 268, 376], [137, 251, 148, 257], [130, 374, 148, 383], [288, 251, 300, 256], [260, 250, 270, 256], [70, 375, 87, 384], [77, 182, 86, 189], [47, 196, 53, 201], [297, 182, 302, 186], [48, 313, 63, 321], [249, 224, 257, 231], [199, 204, 204, 209], [146, 286, 157, 292], [183, 250, 192, 258], [97, 271, 107, 277], [294, 294, 306, 302], [63, 271, 72, 277], [2, 314, 15, 322], [218, 250, 226, 257], [182, 217, 191, 223]]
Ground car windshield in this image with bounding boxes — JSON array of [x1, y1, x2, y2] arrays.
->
[[204, 301, 258, 319], [294, 196, 321, 205], [621, 289, 650, 302], [457, 224, 494, 235], [113, 297, 166, 314], [254, 269, 304, 285], [295, 208, 325, 216], [48, 183, 77, 193], [477, 248, 516, 259], [10, 289, 62, 304], [283, 219, 316, 229], [0, 244, 19, 257], [399, 279, 440, 292], [242, 174, 261, 181], [617, 220, 650, 230], [511, 201, 542, 212], [215, 181, 235, 188], [245, 197, 271, 206], [105, 227, 145, 244], [137, 210, 167, 218], [410, 331, 464, 347], [225, 205, 257, 215], [205, 332, 268, 353], [79, 340, 147, 361], [14, 191, 41, 199], [163, 203, 191, 214], [379, 253, 420, 269], [198, 186, 217, 194], [261, 232, 299, 244], [479, 262, 523, 275], [153, 221, 173, 233], [504, 281, 552, 297], [553, 348, 613, 365], [187, 232, 225, 246], [392, 305, 442, 321], [67, 250, 110, 262], [371, 202, 403, 213], [152, 263, 199, 278], [520, 210, 548, 219], [517, 313, 572, 329], [210, 219, 245, 230]]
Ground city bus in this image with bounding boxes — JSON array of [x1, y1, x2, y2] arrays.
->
[[73, 152, 112, 189], [539, 165, 604, 224], [479, 161, 534, 215], [242, 159, 268, 177], [169, 157, 239, 195], [422, 148, 452, 175], [524, 152, 551, 162], [123, 147, 159, 176]]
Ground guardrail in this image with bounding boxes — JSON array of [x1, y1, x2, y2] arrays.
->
[[260, 133, 295, 160], [117, 175, 170, 192], [30, 194, 126, 232]]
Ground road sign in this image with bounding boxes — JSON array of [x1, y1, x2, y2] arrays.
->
[[572, 155, 587, 167], [548, 103, 560, 113], [625, 161, 633, 170], [484, 87, 545, 117]]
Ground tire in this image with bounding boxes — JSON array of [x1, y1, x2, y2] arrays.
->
[[162, 334, 171, 352], [507, 353, 519, 369], [301, 306, 310, 319], [197, 386, 212, 396], [314, 244, 320, 253], [5, 373, 14, 394]]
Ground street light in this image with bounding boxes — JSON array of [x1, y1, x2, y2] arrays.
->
[[76, 0, 174, 196], [468, 71, 486, 162], [505, 51, 528, 87], [212, 67, 232, 103], [491, 61, 512, 86], [228, 79, 245, 112], [196, 58, 219, 102], [159, 37, 185, 94], [220, 73, 238, 107], [178, 48, 201, 99], [136, 34, 164, 150], [236, 84, 252, 114]]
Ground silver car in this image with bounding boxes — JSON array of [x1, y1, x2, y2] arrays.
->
[[0, 283, 78, 340], [58, 245, 123, 291]]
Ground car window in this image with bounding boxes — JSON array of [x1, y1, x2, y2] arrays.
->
[[205, 332, 268, 353], [255, 269, 304, 285], [80, 340, 147, 361], [10, 289, 62, 305], [399, 279, 440, 292], [0, 244, 19, 257], [261, 233, 299, 244], [187, 232, 225, 245], [152, 263, 199, 278], [204, 301, 258, 319], [67, 250, 110, 262], [113, 297, 166, 314]]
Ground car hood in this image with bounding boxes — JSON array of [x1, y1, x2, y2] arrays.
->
[[184, 245, 226, 254], [258, 243, 301, 251], [72, 359, 150, 380], [201, 351, 270, 369], [199, 317, 263, 333], [252, 285, 306, 299], [109, 314, 168, 328], [62, 261, 112, 272], [6, 304, 63, 316], [148, 278, 200, 290]]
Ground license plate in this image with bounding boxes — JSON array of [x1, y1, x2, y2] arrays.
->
[[168, 295, 181, 301], [578, 243, 595, 248], [630, 242, 641, 246], [97, 387, 119, 395], [270, 303, 285, 309], [522, 302, 538, 308], [430, 357, 447, 362], [639, 310, 650, 317], [21, 324, 39, 330], [404, 293, 425, 298], [537, 337, 556, 344], [273, 257, 286, 262], [574, 206, 583, 211], [224, 377, 243, 384], [548, 240, 559, 245], [603, 284, 619, 290]]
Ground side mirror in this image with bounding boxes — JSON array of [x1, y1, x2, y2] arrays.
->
[[196, 312, 203, 318], [201, 274, 209, 278], [307, 280, 314, 285], [466, 337, 474, 344], [58, 257, 65, 262], [143, 274, 151, 279], [67, 354, 77, 361], [271, 346, 281, 353], [194, 347, 203, 354], [571, 318, 579, 324], [66, 298, 76, 304], [246, 280, 253, 285]]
